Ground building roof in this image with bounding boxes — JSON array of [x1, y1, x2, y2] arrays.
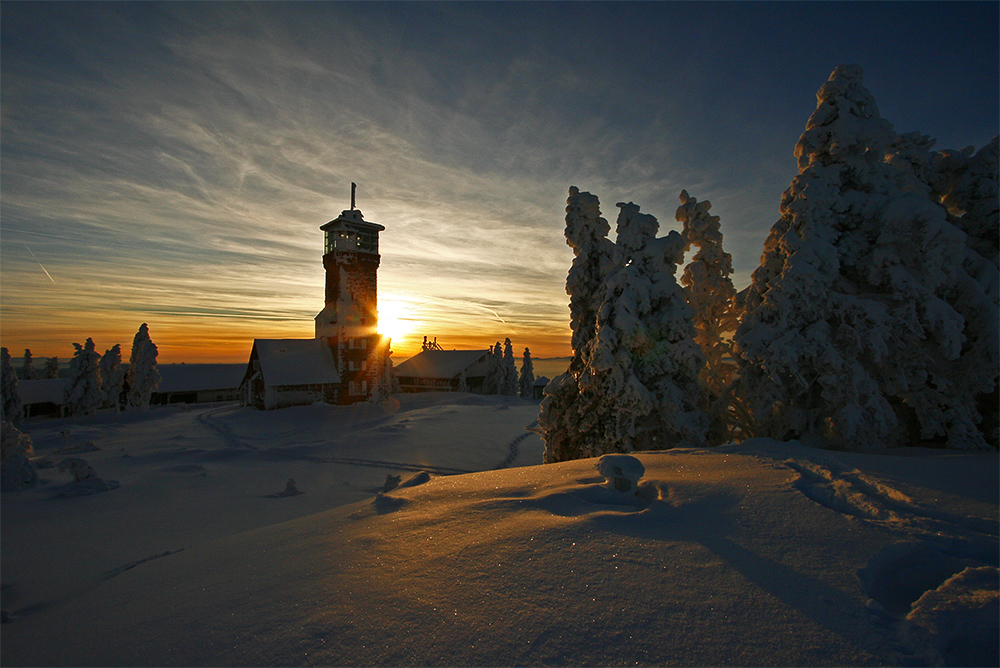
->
[[320, 208, 385, 233], [394, 349, 490, 380], [157, 364, 246, 393], [17, 378, 68, 405], [253, 339, 342, 387]]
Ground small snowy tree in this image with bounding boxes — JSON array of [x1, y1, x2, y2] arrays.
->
[[1, 348, 23, 426], [500, 338, 519, 396], [20, 349, 38, 381], [519, 348, 536, 398], [43, 356, 60, 379], [457, 371, 469, 393], [483, 342, 504, 395], [368, 337, 400, 404], [64, 338, 103, 417], [735, 65, 991, 450], [538, 187, 616, 462], [127, 323, 161, 410], [99, 344, 125, 411], [1, 420, 37, 491], [677, 190, 740, 444]]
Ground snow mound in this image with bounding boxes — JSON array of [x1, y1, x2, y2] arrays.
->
[[906, 566, 999, 667], [267, 478, 304, 498], [53, 457, 119, 497], [595, 453, 645, 494]]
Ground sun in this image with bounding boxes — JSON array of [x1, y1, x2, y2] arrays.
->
[[377, 297, 419, 345]]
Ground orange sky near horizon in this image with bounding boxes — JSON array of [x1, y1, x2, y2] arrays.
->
[[0, 288, 575, 365]]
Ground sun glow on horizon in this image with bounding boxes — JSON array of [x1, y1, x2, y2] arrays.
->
[[378, 297, 421, 352]]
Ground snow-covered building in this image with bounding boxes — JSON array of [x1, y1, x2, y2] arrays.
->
[[17, 365, 246, 416], [241, 339, 342, 410], [532, 376, 551, 401], [153, 364, 245, 405], [240, 188, 388, 408], [394, 349, 490, 393], [17, 379, 69, 418]]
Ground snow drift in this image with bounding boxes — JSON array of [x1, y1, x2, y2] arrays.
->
[[1, 398, 996, 667]]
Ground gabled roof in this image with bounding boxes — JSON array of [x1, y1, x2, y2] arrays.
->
[[395, 349, 490, 380], [252, 339, 341, 387], [17, 378, 68, 405], [158, 364, 246, 393]]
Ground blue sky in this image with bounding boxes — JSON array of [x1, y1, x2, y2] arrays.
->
[[2, 1, 997, 361]]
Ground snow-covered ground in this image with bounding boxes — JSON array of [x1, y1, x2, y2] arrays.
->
[[2, 394, 997, 667]]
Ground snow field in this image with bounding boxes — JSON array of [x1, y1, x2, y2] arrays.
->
[[1, 394, 543, 641], [2, 397, 996, 666]]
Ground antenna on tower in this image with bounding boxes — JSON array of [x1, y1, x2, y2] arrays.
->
[[351, 182, 357, 210]]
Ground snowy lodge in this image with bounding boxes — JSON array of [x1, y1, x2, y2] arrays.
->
[[240, 189, 386, 410], [394, 349, 491, 393], [15, 364, 246, 418]]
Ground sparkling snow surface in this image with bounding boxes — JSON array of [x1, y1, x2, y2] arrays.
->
[[2, 394, 997, 667]]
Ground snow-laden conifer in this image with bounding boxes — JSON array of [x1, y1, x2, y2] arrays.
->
[[1, 420, 36, 491], [735, 65, 990, 450], [519, 348, 535, 398], [500, 338, 519, 396], [677, 190, 739, 444], [483, 342, 504, 395], [99, 344, 125, 411], [127, 323, 161, 410], [886, 133, 1000, 447], [20, 349, 38, 381], [1, 348, 23, 425], [539, 187, 615, 462], [938, 137, 999, 268], [542, 192, 708, 461], [584, 201, 707, 452], [43, 356, 60, 379], [64, 338, 103, 416]]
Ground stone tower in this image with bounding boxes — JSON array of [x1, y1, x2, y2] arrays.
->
[[315, 185, 385, 402]]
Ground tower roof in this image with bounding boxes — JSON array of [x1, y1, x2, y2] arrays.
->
[[320, 208, 385, 233]]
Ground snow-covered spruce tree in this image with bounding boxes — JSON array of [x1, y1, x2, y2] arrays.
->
[[483, 342, 504, 395], [64, 338, 103, 417], [677, 190, 740, 444], [583, 201, 708, 453], [457, 371, 469, 393], [500, 338, 519, 396], [886, 133, 1000, 447], [99, 344, 125, 411], [735, 65, 989, 450], [1, 348, 23, 425], [127, 323, 161, 410], [43, 356, 60, 379], [519, 348, 535, 398], [942, 138, 1000, 446], [938, 137, 999, 269], [538, 187, 616, 463], [20, 349, 38, 381], [1, 420, 37, 492]]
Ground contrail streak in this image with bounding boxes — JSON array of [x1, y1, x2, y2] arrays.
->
[[24, 245, 55, 283]]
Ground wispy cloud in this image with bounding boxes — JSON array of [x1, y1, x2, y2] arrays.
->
[[2, 2, 996, 361]]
